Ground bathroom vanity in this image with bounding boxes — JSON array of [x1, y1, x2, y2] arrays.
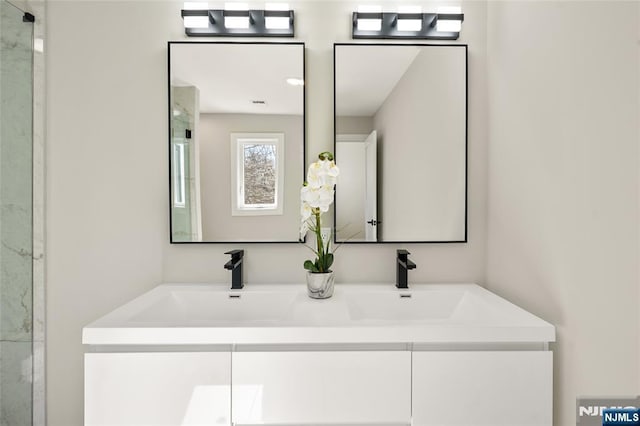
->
[[83, 283, 555, 426]]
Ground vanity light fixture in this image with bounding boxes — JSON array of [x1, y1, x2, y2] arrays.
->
[[352, 6, 464, 39], [356, 5, 382, 31], [436, 6, 462, 32], [224, 3, 250, 29], [183, 2, 210, 28], [396, 6, 422, 32], [265, 3, 291, 29], [181, 2, 294, 37]]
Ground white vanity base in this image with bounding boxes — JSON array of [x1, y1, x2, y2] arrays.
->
[[83, 283, 555, 426], [85, 352, 230, 426]]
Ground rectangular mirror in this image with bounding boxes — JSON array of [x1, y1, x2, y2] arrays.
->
[[334, 43, 467, 243], [169, 42, 305, 243]]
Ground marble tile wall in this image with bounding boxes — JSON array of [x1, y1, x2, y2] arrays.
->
[[0, 342, 32, 426], [0, 0, 44, 425], [1, 0, 34, 333]]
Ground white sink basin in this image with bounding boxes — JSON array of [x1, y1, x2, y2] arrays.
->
[[130, 289, 297, 325], [82, 283, 555, 345], [345, 289, 466, 321]]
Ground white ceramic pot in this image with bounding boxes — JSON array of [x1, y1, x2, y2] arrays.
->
[[306, 271, 335, 299]]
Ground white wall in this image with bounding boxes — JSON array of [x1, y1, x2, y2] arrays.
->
[[46, 1, 488, 425], [161, 0, 489, 287], [486, 1, 640, 424], [336, 115, 373, 134], [373, 47, 466, 241], [46, 1, 640, 424], [47, 3, 174, 425], [198, 113, 303, 241]]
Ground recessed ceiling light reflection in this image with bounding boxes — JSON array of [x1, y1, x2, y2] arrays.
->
[[286, 78, 304, 86]]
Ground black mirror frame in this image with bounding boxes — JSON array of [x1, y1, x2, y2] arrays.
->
[[333, 42, 468, 244], [168, 41, 306, 244]]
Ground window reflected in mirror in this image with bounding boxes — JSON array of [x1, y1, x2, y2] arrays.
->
[[231, 133, 284, 216]]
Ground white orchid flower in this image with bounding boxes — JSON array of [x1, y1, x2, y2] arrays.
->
[[307, 162, 325, 188], [327, 161, 339, 177], [300, 152, 339, 273], [299, 201, 316, 240], [301, 187, 320, 207], [317, 185, 334, 208], [307, 159, 340, 189], [306, 173, 322, 189], [300, 199, 313, 221]]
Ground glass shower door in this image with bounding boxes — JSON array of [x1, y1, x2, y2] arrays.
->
[[0, 1, 34, 425]]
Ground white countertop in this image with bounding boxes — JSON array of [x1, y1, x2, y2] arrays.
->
[[82, 283, 555, 345]]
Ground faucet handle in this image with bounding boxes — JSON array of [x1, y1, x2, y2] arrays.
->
[[225, 249, 244, 260], [397, 249, 411, 259], [224, 250, 244, 290]]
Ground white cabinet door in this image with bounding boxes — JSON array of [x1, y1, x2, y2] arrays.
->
[[85, 352, 231, 426], [412, 351, 552, 426], [232, 351, 411, 425]]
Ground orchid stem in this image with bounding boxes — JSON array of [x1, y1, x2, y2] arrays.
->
[[314, 210, 324, 272]]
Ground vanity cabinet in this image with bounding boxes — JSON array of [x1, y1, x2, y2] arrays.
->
[[232, 351, 411, 425], [84, 352, 231, 426], [85, 349, 552, 426], [83, 283, 556, 426], [412, 351, 553, 426]]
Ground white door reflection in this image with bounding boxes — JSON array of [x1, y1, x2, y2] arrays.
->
[[336, 131, 378, 242]]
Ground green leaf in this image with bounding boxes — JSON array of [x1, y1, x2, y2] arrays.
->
[[315, 252, 334, 272], [324, 239, 331, 256], [304, 260, 319, 272], [325, 253, 334, 270]]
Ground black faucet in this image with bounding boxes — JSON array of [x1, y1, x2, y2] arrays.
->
[[224, 250, 244, 290], [396, 249, 416, 289]]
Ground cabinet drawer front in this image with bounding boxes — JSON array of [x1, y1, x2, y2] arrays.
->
[[412, 351, 552, 426], [85, 352, 231, 426], [232, 351, 411, 424]]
